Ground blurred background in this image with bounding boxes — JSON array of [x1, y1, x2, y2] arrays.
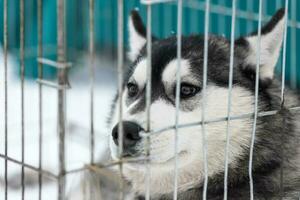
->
[[0, 0, 299, 199], [0, 0, 299, 86]]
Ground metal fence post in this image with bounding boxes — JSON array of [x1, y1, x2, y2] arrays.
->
[[145, 4, 152, 200], [117, 0, 125, 199], [20, 0, 25, 198], [89, 0, 95, 165], [37, 0, 44, 199], [223, 0, 236, 199], [3, 0, 8, 199], [173, 0, 182, 199], [248, 1, 263, 199], [57, 0, 67, 199], [202, 0, 210, 199]]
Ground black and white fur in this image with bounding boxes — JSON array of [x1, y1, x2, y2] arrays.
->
[[72, 8, 300, 200]]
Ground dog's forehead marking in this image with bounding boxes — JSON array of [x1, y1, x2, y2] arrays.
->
[[131, 59, 147, 86], [162, 59, 191, 84]]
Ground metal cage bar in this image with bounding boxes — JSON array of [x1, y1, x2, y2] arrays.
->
[[173, 0, 182, 199], [145, 4, 152, 200], [20, 0, 25, 198], [248, 0, 263, 199], [37, 0, 44, 198], [281, 2, 289, 103], [37, 58, 72, 69], [201, 0, 210, 199], [0, 153, 57, 180], [143, 106, 300, 137], [89, 0, 95, 165], [3, 0, 8, 199], [117, 0, 125, 199], [223, 0, 236, 199], [280, 1, 290, 197], [36, 79, 70, 90], [57, 0, 67, 199]]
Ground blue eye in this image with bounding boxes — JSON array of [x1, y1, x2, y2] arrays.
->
[[127, 83, 139, 97]]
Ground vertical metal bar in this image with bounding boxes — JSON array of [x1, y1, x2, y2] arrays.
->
[[202, 0, 210, 199], [117, 0, 124, 199], [290, 0, 296, 89], [89, 0, 95, 165], [280, 2, 289, 199], [280, 123, 285, 200], [281, 1, 289, 101], [281, 0, 289, 104], [20, 0, 25, 199], [37, 0, 43, 199], [57, 0, 66, 199], [3, 0, 8, 199], [275, 0, 282, 82], [173, 0, 182, 199], [248, 0, 262, 199], [145, 4, 152, 200], [223, 0, 236, 199]]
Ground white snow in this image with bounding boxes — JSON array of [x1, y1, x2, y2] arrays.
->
[[0, 50, 117, 200]]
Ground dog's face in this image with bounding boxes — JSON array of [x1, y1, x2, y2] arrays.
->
[[109, 9, 285, 195]]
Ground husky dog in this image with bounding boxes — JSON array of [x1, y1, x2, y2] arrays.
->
[[107, 8, 300, 199]]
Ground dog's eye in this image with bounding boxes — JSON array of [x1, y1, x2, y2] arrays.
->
[[179, 83, 200, 99], [127, 83, 139, 97]]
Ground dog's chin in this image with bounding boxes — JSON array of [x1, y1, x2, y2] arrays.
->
[[110, 141, 191, 173], [119, 150, 199, 195], [151, 150, 189, 165], [118, 150, 189, 172]]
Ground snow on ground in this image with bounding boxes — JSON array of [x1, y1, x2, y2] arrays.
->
[[0, 50, 117, 199]]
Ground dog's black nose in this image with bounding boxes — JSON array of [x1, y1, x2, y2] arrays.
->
[[112, 121, 142, 149]]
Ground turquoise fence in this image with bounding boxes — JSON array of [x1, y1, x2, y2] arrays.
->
[[0, 0, 299, 88]]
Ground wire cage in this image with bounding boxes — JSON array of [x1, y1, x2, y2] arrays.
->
[[1, 0, 300, 200]]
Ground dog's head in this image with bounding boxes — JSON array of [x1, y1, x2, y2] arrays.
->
[[109, 9, 286, 195]]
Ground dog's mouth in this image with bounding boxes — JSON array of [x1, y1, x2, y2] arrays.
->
[[153, 150, 188, 164], [123, 150, 189, 167]]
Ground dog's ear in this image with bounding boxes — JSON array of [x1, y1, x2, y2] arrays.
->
[[128, 10, 147, 61], [235, 8, 286, 84]]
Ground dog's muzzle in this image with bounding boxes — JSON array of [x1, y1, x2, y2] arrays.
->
[[112, 121, 143, 156]]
